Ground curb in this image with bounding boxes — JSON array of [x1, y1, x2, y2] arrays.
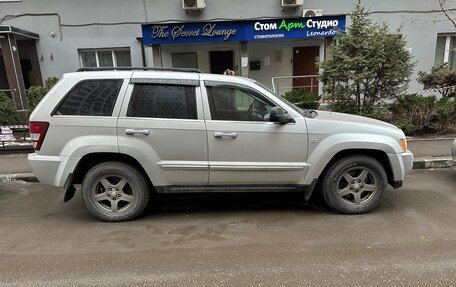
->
[[407, 137, 455, 142], [0, 146, 34, 154], [0, 158, 453, 183], [0, 173, 38, 183], [412, 156, 454, 169]]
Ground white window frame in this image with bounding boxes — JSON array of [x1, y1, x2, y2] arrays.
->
[[79, 48, 130, 68], [444, 35, 452, 64]]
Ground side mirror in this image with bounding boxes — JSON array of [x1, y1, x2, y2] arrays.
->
[[269, 107, 294, 124]]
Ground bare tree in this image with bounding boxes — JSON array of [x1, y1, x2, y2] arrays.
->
[[439, 0, 456, 29]]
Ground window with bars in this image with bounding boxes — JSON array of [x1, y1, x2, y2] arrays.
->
[[79, 49, 131, 68]]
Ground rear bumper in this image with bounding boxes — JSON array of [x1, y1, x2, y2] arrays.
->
[[387, 150, 414, 186], [28, 153, 80, 187]]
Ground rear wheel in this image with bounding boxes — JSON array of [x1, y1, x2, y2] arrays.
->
[[321, 155, 387, 214], [81, 162, 149, 222]]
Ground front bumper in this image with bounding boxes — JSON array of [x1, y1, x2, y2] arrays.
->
[[387, 150, 414, 186]]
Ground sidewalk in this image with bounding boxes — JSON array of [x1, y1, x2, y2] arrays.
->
[[0, 138, 453, 181], [407, 138, 454, 157]]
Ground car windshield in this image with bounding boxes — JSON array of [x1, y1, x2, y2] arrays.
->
[[253, 81, 317, 118]]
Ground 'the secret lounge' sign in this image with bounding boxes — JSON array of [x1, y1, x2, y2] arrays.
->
[[142, 16, 346, 45]]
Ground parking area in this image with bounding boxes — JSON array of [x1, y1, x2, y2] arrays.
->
[[0, 169, 455, 286]]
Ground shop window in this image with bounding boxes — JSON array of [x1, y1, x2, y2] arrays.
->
[[206, 86, 274, 122], [171, 53, 198, 69], [434, 35, 456, 68], [55, 79, 123, 116], [127, 84, 197, 119], [79, 48, 131, 68]]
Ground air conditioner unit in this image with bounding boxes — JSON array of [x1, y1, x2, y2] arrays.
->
[[182, 0, 205, 10], [303, 9, 323, 17], [281, 0, 303, 9]]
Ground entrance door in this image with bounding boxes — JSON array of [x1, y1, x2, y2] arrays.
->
[[210, 50, 234, 74], [292, 46, 319, 94], [20, 59, 32, 89]]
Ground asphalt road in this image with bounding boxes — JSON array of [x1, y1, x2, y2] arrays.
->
[[0, 169, 456, 286]]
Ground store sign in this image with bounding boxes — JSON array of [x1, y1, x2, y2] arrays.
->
[[142, 16, 346, 45]]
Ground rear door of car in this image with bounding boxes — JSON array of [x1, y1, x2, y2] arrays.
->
[[117, 71, 208, 189]]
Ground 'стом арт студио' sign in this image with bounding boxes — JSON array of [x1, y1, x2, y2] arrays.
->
[[142, 16, 346, 45]]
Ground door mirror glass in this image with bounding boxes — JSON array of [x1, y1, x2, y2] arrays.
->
[[269, 107, 294, 124]]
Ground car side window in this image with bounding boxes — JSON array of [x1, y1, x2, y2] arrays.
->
[[127, 83, 197, 119], [206, 85, 274, 122], [55, 79, 122, 116]]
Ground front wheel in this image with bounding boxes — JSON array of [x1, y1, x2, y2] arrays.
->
[[81, 162, 150, 222], [321, 155, 387, 214]]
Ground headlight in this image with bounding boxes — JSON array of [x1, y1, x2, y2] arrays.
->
[[399, 138, 407, 153]]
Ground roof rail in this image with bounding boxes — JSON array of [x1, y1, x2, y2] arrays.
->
[[76, 67, 202, 73]]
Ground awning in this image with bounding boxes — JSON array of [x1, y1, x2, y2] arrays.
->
[[0, 25, 39, 40]]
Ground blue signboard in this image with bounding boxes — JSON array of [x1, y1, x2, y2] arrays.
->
[[142, 16, 346, 45]]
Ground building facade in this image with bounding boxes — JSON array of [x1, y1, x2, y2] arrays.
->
[[0, 0, 455, 120]]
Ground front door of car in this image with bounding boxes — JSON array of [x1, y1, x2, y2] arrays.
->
[[202, 81, 308, 186], [117, 74, 208, 189]]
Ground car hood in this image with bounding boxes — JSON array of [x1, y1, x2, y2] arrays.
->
[[306, 110, 404, 139], [315, 110, 397, 129]]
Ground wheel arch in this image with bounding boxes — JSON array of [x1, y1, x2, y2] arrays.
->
[[72, 152, 151, 185], [64, 152, 153, 202], [305, 148, 394, 201]]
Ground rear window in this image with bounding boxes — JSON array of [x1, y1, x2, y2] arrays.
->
[[127, 84, 197, 119], [55, 79, 122, 116]]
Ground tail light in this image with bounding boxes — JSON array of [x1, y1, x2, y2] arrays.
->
[[29, 121, 49, 151]]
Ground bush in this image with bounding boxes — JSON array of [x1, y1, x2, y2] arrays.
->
[[433, 97, 456, 134], [282, 89, 321, 110], [390, 94, 456, 135], [417, 64, 456, 97], [27, 76, 59, 114], [45, 76, 59, 90], [0, 91, 20, 125], [27, 86, 48, 115]]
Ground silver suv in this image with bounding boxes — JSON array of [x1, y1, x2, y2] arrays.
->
[[28, 68, 414, 221]]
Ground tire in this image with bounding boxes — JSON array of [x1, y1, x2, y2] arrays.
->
[[81, 162, 150, 222], [321, 155, 387, 214]]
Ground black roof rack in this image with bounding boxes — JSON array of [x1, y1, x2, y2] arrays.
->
[[76, 67, 202, 73]]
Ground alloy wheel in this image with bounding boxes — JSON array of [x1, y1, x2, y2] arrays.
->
[[337, 167, 378, 205], [92, 175, 134, 213]]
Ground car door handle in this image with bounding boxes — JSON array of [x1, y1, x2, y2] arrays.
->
[[125, 129, 150, 136], [214, 132, 238, 139]]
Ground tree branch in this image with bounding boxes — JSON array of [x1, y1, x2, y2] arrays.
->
[[439, 0, 456, 29]]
